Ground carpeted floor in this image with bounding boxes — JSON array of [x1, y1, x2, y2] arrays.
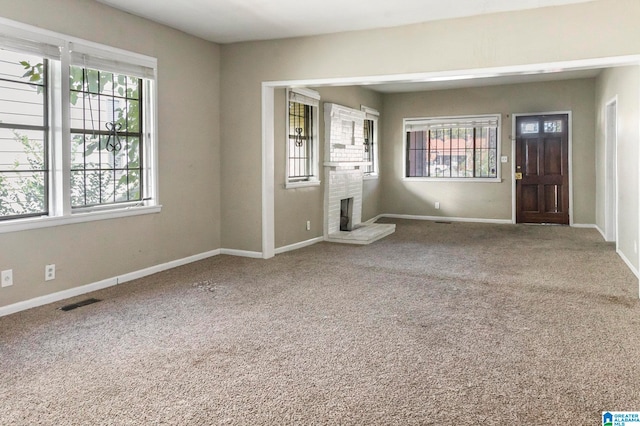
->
[[1, 219, 639, 425]]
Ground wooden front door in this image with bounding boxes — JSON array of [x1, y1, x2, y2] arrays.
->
[[515, 114, 569, 224]]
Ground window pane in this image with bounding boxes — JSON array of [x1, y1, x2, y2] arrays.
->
[[363, 119, 374, 174], [406, 130, 428, 177], [406, 117, 498, 179], [0, 50, 46, 128], [0, 80, 46, 126], [288, 100, 312, 180], [544, 120, 563, 133], [0, 171, 46, 217], [126, 137, 140, 168], [0, 129, 46, 170], [0, 50, 48, 220], [70, 170, 86, 206], [86, 68, 99, 94], [70, 134, 85, 169], [71, 93, 100, 131], [98, 71, 113, 96], [126, 76, 139, 99], [521, 121, 538, 134], [99, 169, 115, 204], [69, 65, 143, 208], [125, 99, 140, 132], [0, 50, 45, 84], [125, 170, 141, 201], [69, 66, 86, 92]]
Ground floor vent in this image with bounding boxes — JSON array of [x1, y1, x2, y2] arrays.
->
[[435, 221, 452, 224], [59, 298, 102, 311]]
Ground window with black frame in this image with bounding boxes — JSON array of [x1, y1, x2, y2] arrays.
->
[[288, 99, 312, 181], [363, 117, 374, 175], [69, 65, 143, 208], [405, 115, 499, 179], [286, 88, 319, 186]]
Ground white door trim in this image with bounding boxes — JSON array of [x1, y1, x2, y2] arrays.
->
[[262, 84, 275, 259], [605, 97, 618, 244]]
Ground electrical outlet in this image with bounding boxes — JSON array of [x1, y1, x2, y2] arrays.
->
[[1, 269, 13, 287], [45, 264, 55, 281], [306, 220, 311, 231], [435, 201, 440, 210]]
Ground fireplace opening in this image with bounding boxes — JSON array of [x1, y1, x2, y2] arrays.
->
[[340, 198, 354, 231]]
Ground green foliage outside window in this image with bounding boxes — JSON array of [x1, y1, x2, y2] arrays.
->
[[0, 55, 144, 219]]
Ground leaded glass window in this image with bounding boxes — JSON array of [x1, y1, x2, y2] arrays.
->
[[286, 88, 319, 186], [69, 66, 143, 208]]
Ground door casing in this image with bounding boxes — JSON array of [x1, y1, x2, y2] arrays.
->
[[605, 98, 618, 244]]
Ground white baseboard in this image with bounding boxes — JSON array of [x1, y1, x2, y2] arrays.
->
[[579, 227, 636, 284], [380, 213, 513, 225], [0, 277, 118, 318], [364, 215, 384, 224], [118, 249, 221, 284], [0, 247, 262, 318], [617, 249, 640, 280], [571, 223, 597, 229], [594, 225, 607, 240], [220, 249, 263, 258], [275, 236, 323, 255]]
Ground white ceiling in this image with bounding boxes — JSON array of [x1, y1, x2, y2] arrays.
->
[[96, 0, 594, 44], [95, 0, 615, 93]]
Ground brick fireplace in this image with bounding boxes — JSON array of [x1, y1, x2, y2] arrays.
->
[[323, 103, 395, 244]]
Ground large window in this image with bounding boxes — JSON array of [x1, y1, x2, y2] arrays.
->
[[286, 88, 319, 188], [0, 22, 157, 231], [405, 115, 499, 180]]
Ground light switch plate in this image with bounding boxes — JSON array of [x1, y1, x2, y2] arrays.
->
[[501, 156, 508, 163]]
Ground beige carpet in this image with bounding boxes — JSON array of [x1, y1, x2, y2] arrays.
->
[[1, 219, 639, 425]]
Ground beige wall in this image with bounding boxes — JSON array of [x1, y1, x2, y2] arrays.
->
[[595, 66, 639, 271], [274, 86, 383, 249], [221, 0, 640, 252], [0, 0, 221, 308], [380, 79, 596, 223]]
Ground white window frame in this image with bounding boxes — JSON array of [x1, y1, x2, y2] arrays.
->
[[403, 114, 501, 183], [0, 17, 159, 234], [285, 87, 320, 189], [361, 105, 379, 179]]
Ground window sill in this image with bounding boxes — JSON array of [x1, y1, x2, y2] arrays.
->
[[285, 180, 321, 189], [403, 177, 502, 183], [363, 174, 379, 181], [0, 204, 162, 234]]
